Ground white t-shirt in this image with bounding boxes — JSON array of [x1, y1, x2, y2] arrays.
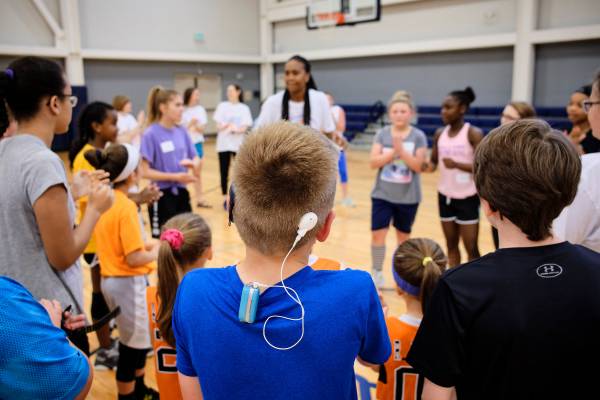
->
[[182, 105, 208, 144], [213, 101, 253, 153], [331, 105, 342, 125], [117, 112, 141, 147], [553, 153, 600, 252], [254, 89, 335, 133], [117, 112, 138, 133]]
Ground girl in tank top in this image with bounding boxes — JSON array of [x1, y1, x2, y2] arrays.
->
[[423, 87, 483, 267]]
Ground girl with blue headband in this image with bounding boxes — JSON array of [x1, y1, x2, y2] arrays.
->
[[376, 238, 447, 400]]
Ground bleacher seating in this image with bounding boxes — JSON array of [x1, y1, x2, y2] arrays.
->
[[339, 102, 571, 147], [339, 102, 386, 141]]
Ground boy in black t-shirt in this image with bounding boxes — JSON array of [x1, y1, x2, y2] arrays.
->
[[407, 119, 600, 400]]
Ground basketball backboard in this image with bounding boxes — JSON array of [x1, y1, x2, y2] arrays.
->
[[306, 0, 381, 29]]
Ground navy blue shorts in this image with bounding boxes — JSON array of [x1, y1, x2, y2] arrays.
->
[[371, 198, 419, 233]]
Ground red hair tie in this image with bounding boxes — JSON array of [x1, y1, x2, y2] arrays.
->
[[160, 229, 184, 251]]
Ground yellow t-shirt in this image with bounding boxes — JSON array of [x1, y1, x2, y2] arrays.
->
[[73, 143, 97, 254], [94, 190, 156, 276], [146, 286, 183, 400]]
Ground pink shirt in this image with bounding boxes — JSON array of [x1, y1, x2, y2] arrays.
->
[[437, 123, 477, 199]]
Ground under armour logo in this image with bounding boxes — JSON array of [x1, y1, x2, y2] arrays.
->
[[536, 264, 563, 279]]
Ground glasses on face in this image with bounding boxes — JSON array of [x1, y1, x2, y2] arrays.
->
[[501, 113, 519, 121], [47, 94, 78, 108], [582, 100, 600, 113], [67, 95, 78, 108]]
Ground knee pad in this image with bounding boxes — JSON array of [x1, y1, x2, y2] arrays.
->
[[135, 348, 148, 370], [116, 343, 142, 382]]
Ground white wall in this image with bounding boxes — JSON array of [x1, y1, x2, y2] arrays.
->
[[279, 47, 514, 105], [538, 0, 600, 30], [1, 0, 599, 107], [534, 40, 600, 106], [79, 0, 260, 55], [273, 0, 516, 53], [84, 60, 261, 116], [0, 0, 59, 47]]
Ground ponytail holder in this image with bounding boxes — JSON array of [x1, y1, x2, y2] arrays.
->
[[422, 257, 433, 267], [160, 229, 184, 251], [4, 68, 14, 80]]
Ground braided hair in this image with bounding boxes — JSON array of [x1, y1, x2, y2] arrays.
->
[[282, 55, 317, 126], [68, 101, 114, 167]]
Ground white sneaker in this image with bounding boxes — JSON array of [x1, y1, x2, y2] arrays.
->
[[371, 269, 385, 289], [341, 197, 356, 208]]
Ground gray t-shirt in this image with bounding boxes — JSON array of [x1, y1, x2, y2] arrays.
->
[[0, 135, 83, 313], [371, 126, 427, 204]]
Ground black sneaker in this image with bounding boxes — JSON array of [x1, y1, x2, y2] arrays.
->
[[138, 387, 159, 400], [94, 345, 118, 370]]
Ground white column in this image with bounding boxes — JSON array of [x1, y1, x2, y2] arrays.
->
[[59, 0, 85, 86], [260, 0, 274, 100], [511, 0, 537, 103]]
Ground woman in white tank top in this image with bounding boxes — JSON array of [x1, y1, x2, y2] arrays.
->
[[423, 87, 484, 267]]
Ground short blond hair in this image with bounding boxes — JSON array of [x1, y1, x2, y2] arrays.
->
[[233, 121, 337, 255], [388, 90, 415, 110]]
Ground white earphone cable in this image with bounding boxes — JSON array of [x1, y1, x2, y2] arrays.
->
[[257, 234, 305, 351]]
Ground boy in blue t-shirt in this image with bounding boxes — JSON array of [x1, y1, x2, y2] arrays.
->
[[407, 120, 600, 399], [0, 277, 92, 399], [173, 121, 391, 399]]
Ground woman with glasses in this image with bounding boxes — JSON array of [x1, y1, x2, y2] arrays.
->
[[500, 101, 536, 125], [0, 56, 114, 354], [490, 101, 537, 249], [554, 73, 600, 253], [567, 85, 600, 154]]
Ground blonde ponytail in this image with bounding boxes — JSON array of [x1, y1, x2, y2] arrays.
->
[[388, 90, 415, 111]]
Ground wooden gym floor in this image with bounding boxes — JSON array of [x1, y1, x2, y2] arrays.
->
[[62, 139, 494, 399]]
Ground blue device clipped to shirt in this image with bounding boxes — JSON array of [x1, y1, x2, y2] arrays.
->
[[239, 282, 260, 323]]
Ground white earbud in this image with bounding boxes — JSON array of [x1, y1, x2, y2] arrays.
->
[[297, 212, 318, 239]]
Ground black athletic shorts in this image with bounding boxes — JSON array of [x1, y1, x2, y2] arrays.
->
[[438, 192, 480, 225]]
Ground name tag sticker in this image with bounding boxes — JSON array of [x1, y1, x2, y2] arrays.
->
[[160, 141, 175, 153], [456, 172, 471, 184]]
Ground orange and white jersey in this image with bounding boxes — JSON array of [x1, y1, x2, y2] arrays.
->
[[146, 286, 182, 400], [376, 314, 423, 400], [308, 254, 344, 271]]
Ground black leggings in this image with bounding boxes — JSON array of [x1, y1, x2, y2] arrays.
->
[[82, 253, 110, 320], [149, 188, 192, 238], [218, 151, 236, 195]]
